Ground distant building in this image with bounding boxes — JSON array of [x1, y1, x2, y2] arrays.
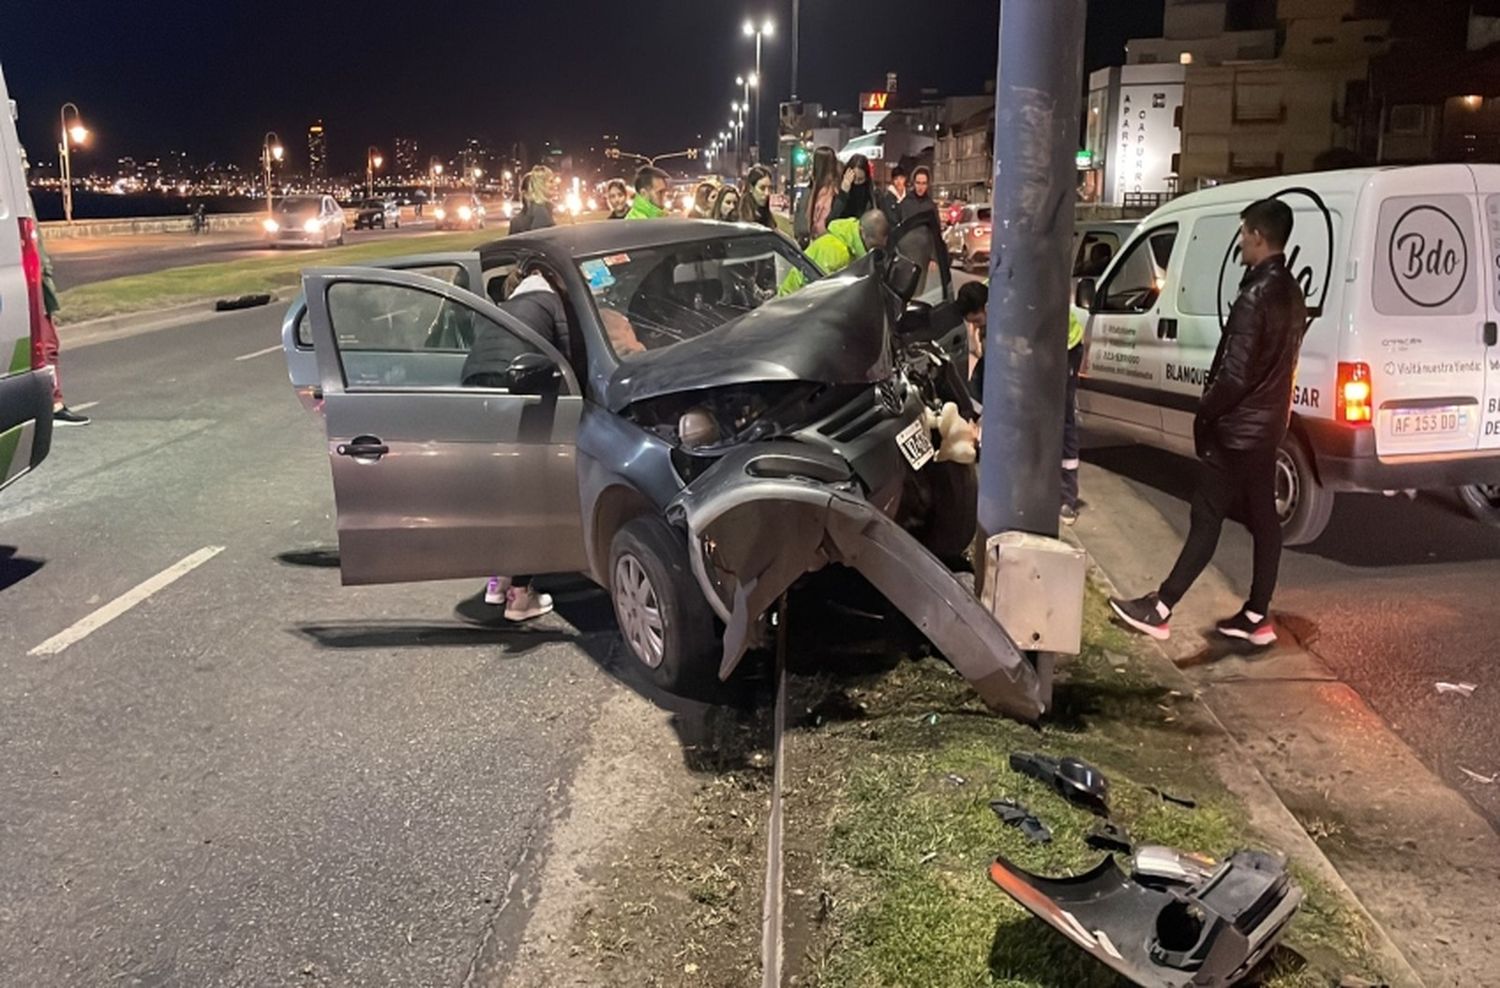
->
[[116, 156, 137, 181], [1083, 64, 1186, 208], [394, 137, 418, 178], [308, 120, 327, 181]]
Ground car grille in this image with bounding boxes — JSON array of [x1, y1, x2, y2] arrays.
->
[[817, 378, 907, 444]]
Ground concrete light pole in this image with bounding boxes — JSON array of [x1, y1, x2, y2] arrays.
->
[[58, 103, 88, 224], [262, 131, 284, 216]]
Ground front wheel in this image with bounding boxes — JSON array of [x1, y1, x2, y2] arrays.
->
[[1457, 484, 1500, 527], [609, 516, 718, 693], [1276, 437, 1334, 546]]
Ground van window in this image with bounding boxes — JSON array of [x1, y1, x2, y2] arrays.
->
[[1073, 231, 1120, 278], [1094, 224, 1177, 313], [1180, 200, 1342, 323], [1373, 194, 1477, 317], [1179, 213, 1242, 317]]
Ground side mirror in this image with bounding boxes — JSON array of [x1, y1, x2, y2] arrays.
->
[[887, 256, 923, 304], [1075, 278, 1097, 311], [504, 352, 562, 395]]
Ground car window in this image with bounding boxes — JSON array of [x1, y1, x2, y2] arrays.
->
[[296, 263, 470, 349], [892, 221, 949, 305], [1073, 230, 1121, 277], [1095, 224, 1177, 313], [324, 280, 538, 390], [576, 233, 811, 357]]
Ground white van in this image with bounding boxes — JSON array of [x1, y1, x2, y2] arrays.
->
[[0, 61, 52, 492], [1074, 165, 1500, 544]]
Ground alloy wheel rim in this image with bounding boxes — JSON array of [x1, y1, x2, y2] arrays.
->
[[614, 554, 665, 669], [1275, 448, 1299, 523]]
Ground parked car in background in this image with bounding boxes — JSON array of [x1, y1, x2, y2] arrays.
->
[[0, 60, 54, 492], [943, 204, 992, 272], [353, 197, 400, 230], [434, 194, 485, 231], [263, 195, 346, 248]]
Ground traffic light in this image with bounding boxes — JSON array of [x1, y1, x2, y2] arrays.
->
[[688, 148, 699, 160], [791, 144, 809, 167]]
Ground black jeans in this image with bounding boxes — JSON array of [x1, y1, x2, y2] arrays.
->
[[1158, 444, 1281, 615]]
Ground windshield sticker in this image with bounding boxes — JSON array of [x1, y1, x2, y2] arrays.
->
[[604, 253, 631, 266], [580, 259, 616, 292]]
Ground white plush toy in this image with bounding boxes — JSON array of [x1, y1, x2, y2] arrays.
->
[[921, 401, 978, 464]]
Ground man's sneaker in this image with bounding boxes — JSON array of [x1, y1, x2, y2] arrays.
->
[[484, 577, 507, 606], [1109, 593, 1171, 641], [1060, 504, 1079, 526], [505, 586, 554, 622], [54, 406, 90, 426], [1216, 609, 1277, 647]]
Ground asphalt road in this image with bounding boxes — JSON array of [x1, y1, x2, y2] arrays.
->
[[0, 307, 628, 985], [1084, 440, 1500, 827], [47, 220, 442, 288]]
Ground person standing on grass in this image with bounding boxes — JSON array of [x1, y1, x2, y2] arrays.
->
[[1110, 199, 1306, 647]]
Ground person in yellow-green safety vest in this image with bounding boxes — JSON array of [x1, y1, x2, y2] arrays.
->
[[778, 210, 891, 296], [625, 165, 671, 219], [955, 279, 1086, 526]]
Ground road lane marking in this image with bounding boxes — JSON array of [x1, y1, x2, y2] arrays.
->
[[234, 344, 282, 362], [72, 401, 99, 412], [28, 546, 226, 656]]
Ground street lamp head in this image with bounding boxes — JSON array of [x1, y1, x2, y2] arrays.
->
[[372, 154, 383, 168], [68, 124, 89, 146], [736, 75, 745, 86], [271, 144, 284, 162], [743, 19, 755, 36], [748, 72, 758, 87], [473, 167, 483, 178], [732, 101, 740, 113], [434, 163, 443, 175], [762, 19, 774, 37]]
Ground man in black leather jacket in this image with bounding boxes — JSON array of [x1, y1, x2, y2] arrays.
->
[[1111, 199, 1307, 647]]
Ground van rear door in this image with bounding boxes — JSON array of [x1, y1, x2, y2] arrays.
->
[[1473, 167, 1500, 449], [1366, 170, 1486, 455]]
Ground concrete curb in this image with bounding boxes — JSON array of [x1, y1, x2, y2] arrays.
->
[[55, 295, 284, 350], [1073, 547, 1427, 988]]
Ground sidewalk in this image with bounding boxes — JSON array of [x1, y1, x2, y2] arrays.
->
[[1075, 459, 1500, 987]]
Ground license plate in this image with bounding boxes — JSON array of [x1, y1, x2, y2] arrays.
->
[[1390, 407, 1464, 437], [897, 418, 935, 470]]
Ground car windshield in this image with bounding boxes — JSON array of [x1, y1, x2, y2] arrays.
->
[[974, 207, 992, 222], [443, 197, 472, 208], [275, 197, 321, 215], [363, 199, 386, 208], [576, 233, 814, 358]]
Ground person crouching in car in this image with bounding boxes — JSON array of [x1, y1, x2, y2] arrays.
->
[[777, 209, 890, 295], [460, 266, 575, 621]]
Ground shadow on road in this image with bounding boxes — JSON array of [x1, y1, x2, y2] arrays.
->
[[1083, 441, 1500, 568], [275, 546, 341, 568], [0, 546, 45, 593]]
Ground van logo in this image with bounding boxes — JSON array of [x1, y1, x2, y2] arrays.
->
[[1217, 187, 1334, 332], [1388, 205, 1468, 309]]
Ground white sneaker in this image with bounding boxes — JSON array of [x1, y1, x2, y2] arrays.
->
[[505, 586, 554, 621], [484, 577, 508, 605]]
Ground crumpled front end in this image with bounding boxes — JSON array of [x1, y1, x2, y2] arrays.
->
[[666, 441, 1047, 722]]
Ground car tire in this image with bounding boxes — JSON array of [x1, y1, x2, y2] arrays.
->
[[1277, 436, 1334, 546], [336, 231, 345, 246], [907, 460, 979, 562], [1457, 484, 1500, 527], [609, 515, 717, 693]]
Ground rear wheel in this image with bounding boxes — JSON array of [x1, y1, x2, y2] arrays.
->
[[609, 516, 717, 693], [1276, 437, 1334, 546], [1457, 484, 1500, 527]]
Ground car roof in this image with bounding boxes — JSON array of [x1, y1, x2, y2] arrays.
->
[[483, 218, 777, 260]]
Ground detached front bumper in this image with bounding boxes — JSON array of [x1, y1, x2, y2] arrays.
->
[[667, 441, 1048, 722]]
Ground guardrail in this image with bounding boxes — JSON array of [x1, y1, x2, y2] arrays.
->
[[38, 213, 268, 239]]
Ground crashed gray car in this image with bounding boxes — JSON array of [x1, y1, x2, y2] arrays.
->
[[280, 217, 1047, 719]]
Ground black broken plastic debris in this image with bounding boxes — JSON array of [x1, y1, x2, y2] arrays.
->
[[1147, 786, 1198, 809], [989, 799, 1053, 845], [1009, 752, 1111, 816], [215, 293, 274, 311], [1086, 820, 1134, 855], [988, 849, 1303, 988]]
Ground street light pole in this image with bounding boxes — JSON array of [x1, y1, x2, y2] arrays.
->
[[791, 0, 800, 100], [366, 146, 383, 198], [743, 18, 773, 165], [59, 103, 88, 224], [430, 157, 443, 201], [262, 131, 284, 216]]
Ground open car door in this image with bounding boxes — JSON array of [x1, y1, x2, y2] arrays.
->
[[282, 252, 485, 411], [301, 266, 588, 585], [888, 210, 969, 370]]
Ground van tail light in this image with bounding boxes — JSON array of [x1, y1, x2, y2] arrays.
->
[[18, 218, 47, 370], [1336, 361, 1373, 424]]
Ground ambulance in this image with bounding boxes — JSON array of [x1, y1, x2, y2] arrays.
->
[[1074, 165, 1500, 544]]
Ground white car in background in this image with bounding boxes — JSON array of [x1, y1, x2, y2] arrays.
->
[[263, 195, 346, 248], [0, 61, 54, 492]]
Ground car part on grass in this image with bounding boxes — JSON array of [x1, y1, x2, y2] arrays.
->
[[1009, 752, 1110, 816], [215, 293, 273, 311], [1133, 846, 1219, 885], [1147, 786, 1199, 809], [988, 849, 1303, 988], [989, 799, 1052, 844], [1086, 820, 1134, 855], [1434, 681, 1477, 697], [668, 441, 1049, 722]]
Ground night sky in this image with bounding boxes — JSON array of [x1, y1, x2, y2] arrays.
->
[[4, 1, 1159, 174]]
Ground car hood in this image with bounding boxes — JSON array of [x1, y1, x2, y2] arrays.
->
[[604, 252, 893, 412]]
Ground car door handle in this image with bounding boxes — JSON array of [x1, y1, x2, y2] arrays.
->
[[1157, 318, 1178, 340], [1486, 321, 1498, 347], [337, 436, 389, 459]]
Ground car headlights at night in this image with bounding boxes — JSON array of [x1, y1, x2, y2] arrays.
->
[[435, 207, 447, 220], [262, 218, 280, 233], [457, 205, 473, 221], [303, 218, 323, 233]]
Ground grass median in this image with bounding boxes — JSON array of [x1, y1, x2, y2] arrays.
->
[[53, 230, 504, 325]]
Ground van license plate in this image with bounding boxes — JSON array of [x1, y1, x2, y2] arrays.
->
[[897, 419, 935, 470], [1390, 408, 1463, 437]]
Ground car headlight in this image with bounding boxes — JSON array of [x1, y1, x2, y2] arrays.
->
[[678, 408, 721, 449], [303, 218, 323, 233], [435, 207, 447, 219], [262, 218, 280, 233], [458, 205, 473, 220], [501, 202, 513, 218]]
